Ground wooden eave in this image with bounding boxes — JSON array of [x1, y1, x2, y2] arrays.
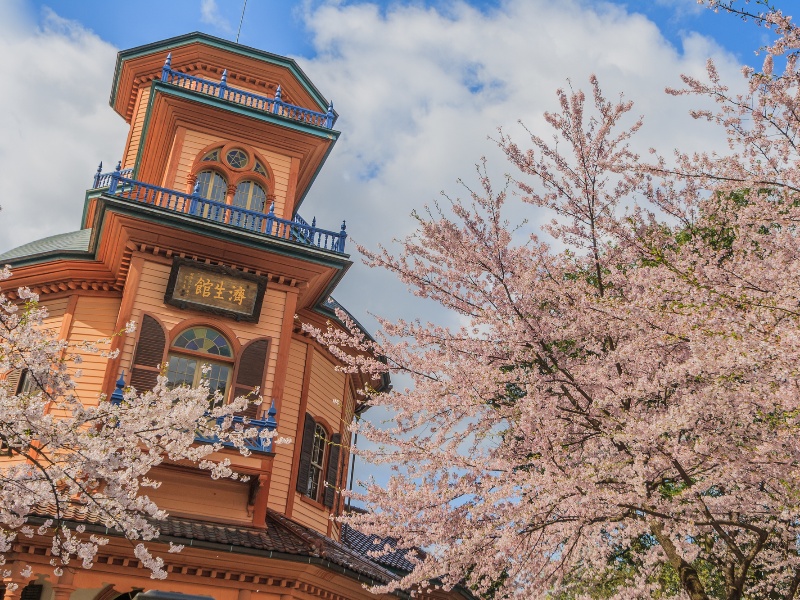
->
[[133, 83, 338, 214], [89, 196, 351, 310], [111, 33, 334, 123]]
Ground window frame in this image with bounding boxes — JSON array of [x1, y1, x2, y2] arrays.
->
[[165, 325, 236, 404]]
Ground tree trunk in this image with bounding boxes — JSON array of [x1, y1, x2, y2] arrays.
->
[[650, 522, 710, 600]]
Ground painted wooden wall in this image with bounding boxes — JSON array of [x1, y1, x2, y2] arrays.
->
[[123, 86, 150, 170], [118, 258, 287, 413]]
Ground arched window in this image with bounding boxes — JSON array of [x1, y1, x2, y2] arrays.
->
[[307, 423, 328, 500], [196, 170, 227, 203], [296, 413, 342, 508], [233, 180, 268, 213], [166, 326, 233, 403]]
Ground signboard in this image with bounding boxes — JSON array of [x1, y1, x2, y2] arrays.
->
[[164, 258, 267, 322]]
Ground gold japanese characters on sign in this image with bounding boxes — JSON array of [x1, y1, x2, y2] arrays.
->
[[164, 259, 267, 322]]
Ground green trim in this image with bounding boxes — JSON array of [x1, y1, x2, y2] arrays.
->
[[131, 82, 158, 179], [110, 32, 334, 114]]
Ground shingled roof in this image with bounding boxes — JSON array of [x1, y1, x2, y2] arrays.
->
[[34, 503, 401, 586]]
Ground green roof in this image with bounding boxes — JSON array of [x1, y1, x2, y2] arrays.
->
[[0, 229, 92, 262]]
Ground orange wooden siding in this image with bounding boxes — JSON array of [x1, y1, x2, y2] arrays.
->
[[267, 338, 307, 514], [64, 296, 122, 407], [145, 467, 251, 523], [123, 86, 151, 170]]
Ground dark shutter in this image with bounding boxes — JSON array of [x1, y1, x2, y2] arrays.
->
[[130, 314, 166, 392], [4, 369, 22, 394], [296, 413, 316, 495], [233, 339, 269, 419], [323, 433, 342, 508], [20, 585, 42, 600]]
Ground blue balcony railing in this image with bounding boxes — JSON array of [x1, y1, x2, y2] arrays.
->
[[196, 401, 279, 454], [160, 53, 335, 129], [110, 373, 279, 454], [91, 164, 347, 253]]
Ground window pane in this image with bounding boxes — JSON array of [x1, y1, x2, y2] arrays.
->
[[202, 148, 220, 162], [233, 181, 267, 213], [173, 327, 232, 357], [196, 170, 227, 203], [166, 355, 198, 389]]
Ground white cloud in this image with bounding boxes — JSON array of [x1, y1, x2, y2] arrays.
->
[[200, 0, 234, 33], [0, 3, 126, 252]]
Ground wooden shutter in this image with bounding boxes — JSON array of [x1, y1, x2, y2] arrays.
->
[[296, 413, 316, 495], [130, 314, 166, 392], [233, 339, 268, 419], [323, 433, 342, 508], [3, 369, 23, 394], [20, 585, 42, 600]]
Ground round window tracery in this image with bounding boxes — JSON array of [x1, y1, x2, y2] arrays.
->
[[226, 149, 248, 169], [202, 148, 221, 162]]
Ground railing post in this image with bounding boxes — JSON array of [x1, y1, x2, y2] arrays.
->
[[265, 202, 275, 235], [272, 85, 282, 114], [190, 182, 201, 215], [109, 161, 122, 194], [109, 371, 126, 405], [161, 53, 172, 82], [218, 69, 227, 99], [338, 220, 347, 252], [265, 400, 277, 452], [325, 101, 334, 128], [93, 161, 103, 188]]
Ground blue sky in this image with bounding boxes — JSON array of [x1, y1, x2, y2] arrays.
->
[[1, 0, 787, 494], [24, 0, 769, 68]]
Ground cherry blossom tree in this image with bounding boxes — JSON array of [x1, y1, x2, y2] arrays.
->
[[0, 269, 264, 582], [308, 2, 800, 598]]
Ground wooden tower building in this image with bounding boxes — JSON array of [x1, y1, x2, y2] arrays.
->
[[0, 34, 469, 600]]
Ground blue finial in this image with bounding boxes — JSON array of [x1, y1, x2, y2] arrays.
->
[[218, 69, 228, 98], [96, 161, 103, 174], [193, 181, 201, 196], [325, 101, 334, 128], [266, 400, 277, 428], [161, 53, 172, 82], [267, 202, 275, 215], [311, 217, 316, 228], [272, 85, 282, 114], [338, 220, 348, 252], [109, 161, 122, 194], [110, 371, 125, 405], [340, 220, 346, 232]]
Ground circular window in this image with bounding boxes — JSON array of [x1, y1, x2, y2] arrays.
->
[[226, 149, 248, 169]]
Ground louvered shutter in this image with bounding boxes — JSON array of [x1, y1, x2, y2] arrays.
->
[[323, 432, 342, 508], [4, 369, 22, 394], [233, 339, 268, 419], [130, 315, 166, 391], [20, 585, 42, 600], [296, 413, 316, 495]]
